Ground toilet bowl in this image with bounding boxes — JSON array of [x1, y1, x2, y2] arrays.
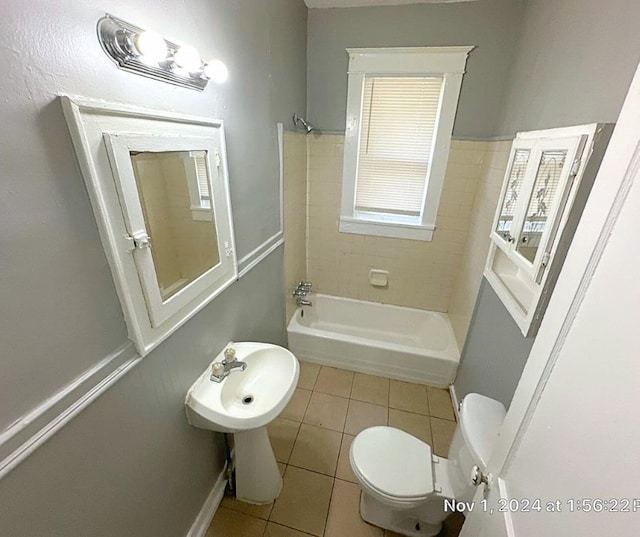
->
[[349, 393, 506, 537]]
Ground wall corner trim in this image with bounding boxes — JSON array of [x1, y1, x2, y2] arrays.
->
[[185, 465, 228, 537], [0, 342, 142, 481], [238, 232, 284, 279]]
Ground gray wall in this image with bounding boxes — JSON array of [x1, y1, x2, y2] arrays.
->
[[454, 280, 536, 408], [0, 0, 306, 535], [306, 0, 524, 138], [456, 0, 640, 407], [496, 0, 640, 136]]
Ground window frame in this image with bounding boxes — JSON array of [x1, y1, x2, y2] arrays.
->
[[339, 46, 474, 241], [183, 150, 215, 222]]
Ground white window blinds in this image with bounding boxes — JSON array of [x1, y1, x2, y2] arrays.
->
[[193, 151, 212, 208], [355, 76, 444, 217]]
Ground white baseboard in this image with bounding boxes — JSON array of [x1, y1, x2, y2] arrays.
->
[[185, 464, 228, 537]]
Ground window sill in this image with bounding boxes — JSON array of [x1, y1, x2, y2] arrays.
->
[[190, 207, 214, 221], [339, 216, 434, 241]]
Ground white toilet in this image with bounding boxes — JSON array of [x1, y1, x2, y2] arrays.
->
[[349, 393, 506, 537]]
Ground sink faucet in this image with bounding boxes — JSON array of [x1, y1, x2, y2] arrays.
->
[[210, 347, 247, 383]]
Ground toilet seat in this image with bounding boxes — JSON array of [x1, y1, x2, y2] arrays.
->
[[350, 426, 434, 502]]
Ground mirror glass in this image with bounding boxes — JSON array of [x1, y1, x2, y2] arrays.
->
[[516, 149, 567, 263], [130, 151, 220, 301]]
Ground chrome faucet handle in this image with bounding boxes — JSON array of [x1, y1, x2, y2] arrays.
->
[[224, 347, 236, 362], [211, 362, 224, 380], [298, 281, 312, 288], [293, 288, 308, 296]]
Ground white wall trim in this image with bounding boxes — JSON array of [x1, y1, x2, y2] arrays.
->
[[277, 122, 285, 234], [340, 47, 472, 241], [185, 464, 228, 537], [0, 342, 142, 481], [346, 46, 475, 74], [237, 232, 284, 278], [339, 216, 434, 241]]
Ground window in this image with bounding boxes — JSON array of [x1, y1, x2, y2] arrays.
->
[[340, 47, 473, 241], [184, 150, 216, 221], [193, 151, 212, 209]]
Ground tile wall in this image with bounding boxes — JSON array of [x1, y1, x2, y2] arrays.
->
[[283, 132, 308, 321], [282, 133, 513, 349], [305, 135, 486, 312]]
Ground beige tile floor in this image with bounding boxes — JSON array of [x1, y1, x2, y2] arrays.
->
[[207, 363, 460, 537]]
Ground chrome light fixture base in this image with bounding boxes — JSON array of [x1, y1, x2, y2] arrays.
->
[[97, 14, 208, 91]]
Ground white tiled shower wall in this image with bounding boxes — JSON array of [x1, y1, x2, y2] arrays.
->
[[283, 132, 512, 347]]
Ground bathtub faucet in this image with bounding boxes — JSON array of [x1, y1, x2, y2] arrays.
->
[[293, 281, 312, 306], [293, 281, 312, 296]]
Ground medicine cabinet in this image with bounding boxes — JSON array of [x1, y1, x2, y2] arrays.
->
[[62, 97, 237, 355], [485, 123, 613, 337]]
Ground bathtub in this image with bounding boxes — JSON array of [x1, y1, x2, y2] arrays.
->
[[286, 294, 460, 387]]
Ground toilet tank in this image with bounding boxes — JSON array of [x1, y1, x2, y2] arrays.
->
[[446, 393, 506, 502]]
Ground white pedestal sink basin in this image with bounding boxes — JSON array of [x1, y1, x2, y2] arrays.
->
[[185, 342, 299, 504]]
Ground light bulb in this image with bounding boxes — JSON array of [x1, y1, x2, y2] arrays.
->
[[204, 59, 229, 83], [134, 31, 167, 64], [174, 45, 201, 72]]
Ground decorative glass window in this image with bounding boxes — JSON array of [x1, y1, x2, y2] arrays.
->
[[339, 47, 474, 241], [495, 147, 531, 241]]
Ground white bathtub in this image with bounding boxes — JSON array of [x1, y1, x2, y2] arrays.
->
[[286, 294, 460, 387]]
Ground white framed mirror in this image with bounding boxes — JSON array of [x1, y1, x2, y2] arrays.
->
[[62, 97, 237, 355]]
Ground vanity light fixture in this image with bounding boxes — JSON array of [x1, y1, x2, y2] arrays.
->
[[204, 59, 229, 84], [134, 31, 167, 65], [97, 14, 228, 91]]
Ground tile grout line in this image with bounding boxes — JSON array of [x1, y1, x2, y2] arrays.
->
[[424, 382, 431, 417]]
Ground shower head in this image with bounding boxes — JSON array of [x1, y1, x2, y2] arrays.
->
[[292, 113, 315, 134]]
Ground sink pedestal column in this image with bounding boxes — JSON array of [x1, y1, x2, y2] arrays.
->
[[234, 426, 282, 504]]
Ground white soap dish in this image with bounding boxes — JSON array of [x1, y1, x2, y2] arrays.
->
[[369, 269, 389, 288]]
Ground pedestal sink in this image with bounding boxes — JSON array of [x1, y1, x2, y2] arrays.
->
[[185, 342, 299, 504]]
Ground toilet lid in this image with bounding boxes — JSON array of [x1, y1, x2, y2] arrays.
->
[[459, 393, 506, 471], [350, 426, 434, 499]]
